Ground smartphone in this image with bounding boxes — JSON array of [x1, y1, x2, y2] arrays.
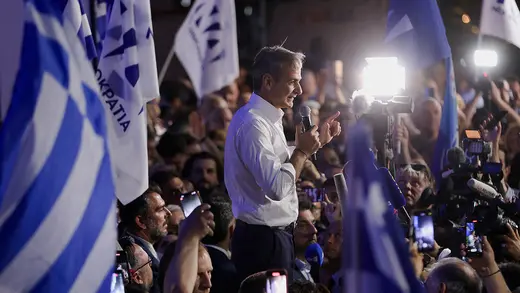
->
[[180, 191, 202, 218], [411, 210, 435, 252], [466, 220, 483, 257], [485, 110, 508, 131], [465, 130, 481, 139], [115, 250, 130, 284], [303, 187, 325, 202], [110, 270, 126, 293], [265, 269, 287, 293]]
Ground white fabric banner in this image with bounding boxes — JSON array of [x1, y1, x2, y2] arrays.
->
[[97, 0, 159, 204], [174, 0, 239, 98], [481, 0, 520, 49]]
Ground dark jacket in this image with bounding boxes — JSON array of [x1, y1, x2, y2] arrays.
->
[[206, 245, 239, 293]]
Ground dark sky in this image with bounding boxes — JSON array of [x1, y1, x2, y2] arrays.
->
[[439, 0, 520, 79]]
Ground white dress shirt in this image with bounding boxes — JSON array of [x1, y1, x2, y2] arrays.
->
[[224, 93, 298, 227]]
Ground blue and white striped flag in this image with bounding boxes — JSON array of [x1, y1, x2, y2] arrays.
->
[[0, 0, 116, 292], [343, 123, 424, 293], [174, 0, 239, 99], [97, 0, 160, 204], [63, 0, 97, 60], [94, 0, 112, 53]]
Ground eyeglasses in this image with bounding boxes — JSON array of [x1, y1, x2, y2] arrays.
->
[[129, 258, 152, 276]]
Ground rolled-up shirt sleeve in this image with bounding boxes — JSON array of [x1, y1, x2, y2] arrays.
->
[[236, 120, 296, 201]]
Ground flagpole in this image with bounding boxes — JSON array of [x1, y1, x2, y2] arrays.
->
[[158, 42, 175, 86]]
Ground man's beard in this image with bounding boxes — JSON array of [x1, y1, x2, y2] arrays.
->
[[145, 218, 167, 243]]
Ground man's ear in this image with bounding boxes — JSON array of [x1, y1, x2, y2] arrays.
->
[[131, 271, 144, 285], [135, 215, 147, 230], [439, 283, 447, 293], [228, 218, 236, 240], [262, 74, 273, 91]]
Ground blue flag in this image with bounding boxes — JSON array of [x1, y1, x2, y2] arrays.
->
[[343, 123, 424, 293], [386, 0, 458, 185], [0, 1, 115, 292]]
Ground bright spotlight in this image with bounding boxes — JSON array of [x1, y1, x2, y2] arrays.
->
[[362, 57, 405, 97], [474, 50, 498, 68]]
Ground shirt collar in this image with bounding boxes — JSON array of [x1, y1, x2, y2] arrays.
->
[[295, 258, 311, 273], [205, 244, 232, 260], [249, 92, 285, 123], [128, 232, 159, 260]]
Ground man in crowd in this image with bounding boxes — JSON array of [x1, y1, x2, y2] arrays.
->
[[119, 185, 172, 293], [202, 195, 238, 293], [225, 45, 341, 283], [293, 199, 318, 282], [322, 220, 342, 293], [183, 151, 224, 196], [119, 236, 154, 293], [425, 258, 483, 293]]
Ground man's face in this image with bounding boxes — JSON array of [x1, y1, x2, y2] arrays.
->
[[194, 249, 213, 293], [130, 244, 153, 291], [162, 177, 186, 205], [191, 158, 219, 190], [324, 221, 342, 261], [266, 62, 303, 109], [168, 209, 185, 235], [143, 193, 171, 242], [397, 171, 428, 207], [294, 209, 318, 252]]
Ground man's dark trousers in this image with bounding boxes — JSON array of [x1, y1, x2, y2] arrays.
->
[[231, 220, 294, 284]]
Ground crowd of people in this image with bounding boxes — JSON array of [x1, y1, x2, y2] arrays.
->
[[114, 45, 520, 293]]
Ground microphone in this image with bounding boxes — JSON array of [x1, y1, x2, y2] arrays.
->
[[333, 172, 348, 201], [467, 178, 501, 200], [305, 242, 324, 266], [299, 105, 317, 161], [377, 167, 411, 222]]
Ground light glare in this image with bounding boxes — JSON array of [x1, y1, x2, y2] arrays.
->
[[474, 50, 498, 68], [362, 57, 405, 97]]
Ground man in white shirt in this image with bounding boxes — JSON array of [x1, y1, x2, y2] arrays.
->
[[224, 45, 341, 283]]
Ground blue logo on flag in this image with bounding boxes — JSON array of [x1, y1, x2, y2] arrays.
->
[[188, 2, 225, 68]]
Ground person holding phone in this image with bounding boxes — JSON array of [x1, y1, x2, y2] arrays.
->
[[224, 46, 341, 284]]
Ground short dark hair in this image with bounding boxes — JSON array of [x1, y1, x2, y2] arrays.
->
[[499, 262, 520, 291], [182, 151, 223, 182], [156, 132, 197, 159], [289, 281, 330, 293], [119, 236, 138, 268], [119, 184, 163, 232], [202, 194, 234, 245], [251, 46, 305, 92], [298, 198, 313, 212]]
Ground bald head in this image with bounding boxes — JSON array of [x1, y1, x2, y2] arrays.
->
[[425, 257, 482, 293]]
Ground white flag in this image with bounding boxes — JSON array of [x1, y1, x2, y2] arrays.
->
[[174, 0, 239, 98], [481, 0, 520, 49], [97, 0, 160, 204]]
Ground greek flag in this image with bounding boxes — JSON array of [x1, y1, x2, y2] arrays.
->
[[94, 0, 113, 53], [62, 0, 97, 60], [343, 123, 424, 293], [97, 0, 160, 204], [0, 0, 116, 292], [174, 0, 239, 98], [481, 0, 520, 49]]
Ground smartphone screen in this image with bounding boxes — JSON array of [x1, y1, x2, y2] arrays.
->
[[412, 210, 434, 252], [265, 270, 287, 293], [303, 188, 325, 202], [466, 220, 483, 257], [465, 130, 481, 139], [180, 191, 202, 218], [110, 271, 126, 293]]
